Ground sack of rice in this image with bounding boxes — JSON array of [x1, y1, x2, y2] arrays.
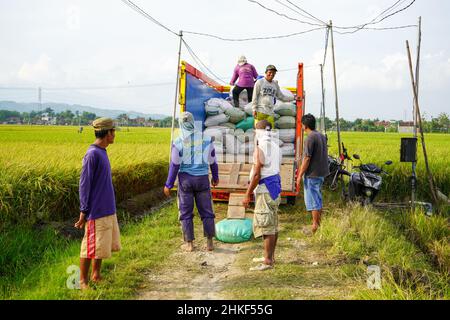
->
[[280, 88, 294, 101], [274, 102, 296, 116], [223, 134, 239, 153], [235, 116, 254, 131], [205, 104, 223, 116], [239, 141, 255, 154], [222, 122, 236, 129], [275, 116, 296, 129], [230, 87, 249, 108], [225, 107, 246, 124], [213, 141, 224, 155], [204, 126, 233, 142], [279, 128, 295, 143], [281, 143, 295, 156], [234, 128, 245, 137], [244, 102, 253, 116], [205, 113, 230, 127]]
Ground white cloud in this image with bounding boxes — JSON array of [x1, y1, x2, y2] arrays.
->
[[17, 54, 64, 84]]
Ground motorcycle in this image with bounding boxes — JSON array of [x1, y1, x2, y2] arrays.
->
[[348, 154, 392, 205], [325, 142, 351, 191]]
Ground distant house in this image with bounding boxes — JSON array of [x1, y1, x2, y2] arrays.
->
[[398, 121, 415, 133]]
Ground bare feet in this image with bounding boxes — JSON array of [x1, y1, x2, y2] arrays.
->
[[80, 281, 89, 290], [91, 275, 102, 283], [311, 223, 319, 234], [207, 238, 214, 251], [184, 241, 194, 252]]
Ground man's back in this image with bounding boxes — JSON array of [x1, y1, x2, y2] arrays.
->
[[303, 130, 329, 178]]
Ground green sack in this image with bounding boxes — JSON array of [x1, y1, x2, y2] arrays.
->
[[275, 116, 296, 129], [235, 116, 254, 131], [215, 218, 253, 243], [225, 107, 246, 124]]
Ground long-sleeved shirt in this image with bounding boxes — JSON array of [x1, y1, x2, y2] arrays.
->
[[230, 63, 259, 88], [165, 136, 219, 189], [79, 144, 116, 220], [252, 78, 294, 116]]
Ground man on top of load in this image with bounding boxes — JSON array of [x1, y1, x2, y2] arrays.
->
[[252, 64, 295, 129]]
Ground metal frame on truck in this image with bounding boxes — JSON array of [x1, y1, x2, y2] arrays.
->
[[177, 61, 305, 204]]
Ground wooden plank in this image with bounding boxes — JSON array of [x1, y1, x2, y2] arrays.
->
[[280, 164, 294, 191], [227, 206, 246, 219], [228, 163, 241, 185], [228, 193, 246, 206]]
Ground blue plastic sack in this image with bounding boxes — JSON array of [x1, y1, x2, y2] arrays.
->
[[215, 218, 253, 243]]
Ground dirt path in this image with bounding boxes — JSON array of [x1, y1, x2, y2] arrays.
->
[[139, 204, 364, 300]]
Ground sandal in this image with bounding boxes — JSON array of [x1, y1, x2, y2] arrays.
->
[[249, 263, 273, 271]]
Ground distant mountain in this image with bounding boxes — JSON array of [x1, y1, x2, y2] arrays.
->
[[0, 101, 168, 120]]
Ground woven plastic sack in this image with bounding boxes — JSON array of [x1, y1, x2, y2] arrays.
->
[[279, 129, 295, 143], [239, 141, 255, 154], [205, 98, 233, 111], [234, 128, 245, 137], [225, 107, 246, 124], [274, 102, 296, 116], [276, 116, 296, 129], [244, 102, 253, 116], [223, 134, 238, 153], [215, 218, 253, 243], [204, 126, 233, 142], [205, 114, 230, 127], [281, 143, 295, 156], [205, 104, 223, 116], [213, 141, 224, 155], [235, 117, 254, 131], [280, 88, 294, 101], [222, 122, 236, 129]]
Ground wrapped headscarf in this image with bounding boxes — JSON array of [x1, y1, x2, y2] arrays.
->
[[238, 55, 247, 66], [178, 111, 196, 140]]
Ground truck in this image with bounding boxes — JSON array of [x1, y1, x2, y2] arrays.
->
[[175, 60, 305, 206]]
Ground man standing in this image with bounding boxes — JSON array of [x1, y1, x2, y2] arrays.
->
[[164, 112, 219, 252], [75, 117, 121, 290], [243, 120, 282, 271], [252, 64, 294, 128], [296, 114, 329, 234]]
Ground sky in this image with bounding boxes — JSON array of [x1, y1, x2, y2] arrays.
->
[[0, 0, 449, 120]]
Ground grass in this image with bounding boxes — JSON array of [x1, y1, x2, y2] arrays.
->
[[1, 203, 180, 300], [0, 125, 171, 225]]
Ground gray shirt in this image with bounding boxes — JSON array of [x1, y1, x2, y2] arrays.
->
[[252, 78, 294, 116], [303, 130, 329, 178]]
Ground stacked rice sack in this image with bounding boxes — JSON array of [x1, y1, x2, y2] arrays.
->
[[203, 94, 296, 158], [203, 97, 254, 156], [274, 94, 296, 156]]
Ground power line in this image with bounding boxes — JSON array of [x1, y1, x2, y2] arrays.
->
[[273, 0, 324, 25], [322, 27, 330, 68], [247, 0, 325, 27], [285, 0, 328, 25], [0, 82, 175, 91], [183, 26, 326, 42], [181, 39, 226, 85], [333, 0, 417, 33], [120, 0, 178, 36]]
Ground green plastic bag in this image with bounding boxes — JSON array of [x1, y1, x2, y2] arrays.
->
[[215, 218, 253, 243], [235, 117, 254, 131]]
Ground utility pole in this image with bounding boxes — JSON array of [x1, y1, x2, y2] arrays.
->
[[411, 16, 421, 211], [170, 30, 183, 161], [329, 20, 344, 196], [38, 87, 42, 112], [320, 63, 326, 135]]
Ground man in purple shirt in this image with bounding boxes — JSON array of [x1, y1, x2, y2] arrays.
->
[[164, 112, 219, 252], [230, 55, 259, 108], [75, 117, 121, 290]]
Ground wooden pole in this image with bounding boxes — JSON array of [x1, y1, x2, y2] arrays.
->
[[170, 31, 183, 161], [320, 63, 326, 135], [329, 20, 344, 195], [411, 17, 421, 211], [406, 40, 439, 205]]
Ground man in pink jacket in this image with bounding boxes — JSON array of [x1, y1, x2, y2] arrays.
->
[[230, 55, 259, 108]]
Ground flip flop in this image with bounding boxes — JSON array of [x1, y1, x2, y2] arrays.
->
[[249, 263, 273, 271]]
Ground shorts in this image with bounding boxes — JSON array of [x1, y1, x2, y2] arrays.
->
[[304, 177, 324, 211], [253, 192, 281, 238], [80, 214, 121, 259], [255, 112, 275, 129]]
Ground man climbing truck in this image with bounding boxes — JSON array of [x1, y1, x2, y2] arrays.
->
[[175, 61, 305, 205]]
